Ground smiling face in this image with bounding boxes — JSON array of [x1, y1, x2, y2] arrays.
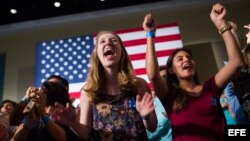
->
[[170, 50, 195, 80], [96, 32, 122, 69], [0, 101, 14, 114]]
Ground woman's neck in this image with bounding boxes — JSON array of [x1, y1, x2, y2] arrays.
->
[[103, 68, 120, 95], [179, 79, 199, 92]]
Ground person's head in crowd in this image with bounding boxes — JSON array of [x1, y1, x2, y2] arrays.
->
[[84, 30, 137, 101], [166, 48, 199, 87], [0, 100, 16, 114], [41, 81, 71, 108], [47, 75, 69, 92]]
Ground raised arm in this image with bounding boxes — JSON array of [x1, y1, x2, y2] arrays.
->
[[210, 3, 244, 89], [143, 13, 168, 98]]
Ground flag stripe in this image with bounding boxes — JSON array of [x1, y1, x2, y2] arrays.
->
[[123, 34, 181, 47]]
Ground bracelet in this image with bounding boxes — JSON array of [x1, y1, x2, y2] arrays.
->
[[42, 115, 51, 125], [141, 114, 150, 120], [146, 31, 156, 38], [219, 22, 233, 35], [22, 96, 29, 103]]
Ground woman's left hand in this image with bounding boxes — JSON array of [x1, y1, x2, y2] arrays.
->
[[136, 92, 155, 117]]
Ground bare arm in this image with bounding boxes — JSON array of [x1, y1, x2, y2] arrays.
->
[[210, 3, 244, 89], [70, 90, 92, 140], [143, 13, 168, 99], [135, 77, 157, 132]]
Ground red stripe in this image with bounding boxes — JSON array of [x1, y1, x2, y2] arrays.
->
[[124, 34, 181, 47], [129, 49, 175, 61], [114, 23, 178, 34], [69, 92, 81, 99]]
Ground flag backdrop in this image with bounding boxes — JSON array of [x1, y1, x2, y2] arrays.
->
[[35, 23, 183, 101]]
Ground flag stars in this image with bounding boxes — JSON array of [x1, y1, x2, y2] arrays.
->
[[42, 42, 47, 46], [46, 46, 51, 50], [83, 69, 87, 73], [59, 57, 64, 62], [81, 41, 86, 45], [41, 60, 46, 64], [78, 64, 82, 69], [64, 71, 69, 75], [55, 54, 59, 58], [73, 70, 78, 74], [59, 48, 64, 53], [68, 56, 73, 61], [77, 55, 82, 59], [59, 67, 64, 71], [63, 52, 68, 57], [55, 45, 59, 49], [50, 49, 55, 54], [76, 37, 81, 41], [69, 66, 73, 70], [41, 51, 46, 55], [37, 35, 94, 88], [55, 63, 59, 67], [45, 74, 50, 78], [63, 62, 68, 66], [45, 64, 50, 68], [78, 74, 83, 79], [50, 59, 55, 63], [68, 39, 73, 43], [50, 41, 55, 45], [77, 46, 81, 50], [63, 44, 68, 48], [45, 55, 51, 59], [68, 47, 73, 52], [41, 69, 46, 73], [50, 68, 55, 72]]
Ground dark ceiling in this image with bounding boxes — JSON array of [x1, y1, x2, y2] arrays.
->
[[0, 0, 168, 26]]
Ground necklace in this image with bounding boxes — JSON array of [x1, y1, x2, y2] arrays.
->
[[104, 93, 123, 104]]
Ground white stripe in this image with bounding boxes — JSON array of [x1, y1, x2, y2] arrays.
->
[[132, 57, 169, 70], [126, 40, 183, 55], [69, 82, 85, 93], [118, 26, 180, 41]]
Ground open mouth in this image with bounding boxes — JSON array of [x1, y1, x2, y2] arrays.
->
[[104, 48, 115, 60], [183, 64, 191, 70]]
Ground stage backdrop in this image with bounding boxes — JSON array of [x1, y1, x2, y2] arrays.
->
[[35, 23, 183, 103]]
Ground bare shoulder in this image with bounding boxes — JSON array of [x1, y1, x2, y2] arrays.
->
[[80, 86, 91, 103]]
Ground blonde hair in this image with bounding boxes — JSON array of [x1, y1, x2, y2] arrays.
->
[[83, 31, 137, 101]]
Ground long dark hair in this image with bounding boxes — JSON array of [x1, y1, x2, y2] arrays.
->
[[166, 48, 200, 111]]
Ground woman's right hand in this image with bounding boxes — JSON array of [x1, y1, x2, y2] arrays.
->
[[48, 102, 77, 126]]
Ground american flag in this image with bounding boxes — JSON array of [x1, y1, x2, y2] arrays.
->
[[35, 23, 183, 102]]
